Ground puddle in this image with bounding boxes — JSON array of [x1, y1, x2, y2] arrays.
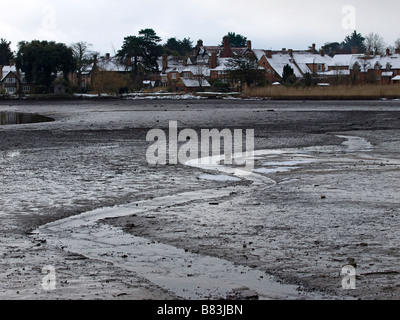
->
[[0, 112, 54, 125]]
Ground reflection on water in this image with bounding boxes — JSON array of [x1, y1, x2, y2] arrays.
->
[[0, 112, 54, 125]]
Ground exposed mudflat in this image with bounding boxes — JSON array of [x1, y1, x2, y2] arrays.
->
[[1, 98, 400, 300]]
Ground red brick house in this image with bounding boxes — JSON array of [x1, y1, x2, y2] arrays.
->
[[253, 46, 332, 83]]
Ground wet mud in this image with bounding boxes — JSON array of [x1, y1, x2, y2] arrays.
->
[[1, 99, 400, 300]]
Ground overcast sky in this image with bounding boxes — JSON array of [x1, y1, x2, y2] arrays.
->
[[1, 0, 399, 55]]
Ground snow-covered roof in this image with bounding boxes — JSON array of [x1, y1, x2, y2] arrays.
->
[[292, 53, 332, 74], [328, 53, 400, 72], [392, 75, 400, 81], [266, 53, 303, 78], [181, 78, 211, 87], [328, 54, 360, 67], [1, 65, 18, 82], [252, 49, 266, 61], [2, 65, 16, 73], [182, 65, 211, 77], [325, 69, 350, 76], [96, 56, 127, 72], [210, 58, 232, 71]]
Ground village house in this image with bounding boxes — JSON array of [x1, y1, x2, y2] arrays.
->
[[0, 62, 34, 95], [326, 49, 400, 85], [253, 44, 333, 84], [68, 38, 400, 94], [160, 37, 262, 92]]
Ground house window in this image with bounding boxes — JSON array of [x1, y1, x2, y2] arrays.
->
[[6, 77, 16, 83], [23, 86, 31, 93], [171, 73, 177, 80], [374, 63, 380, 70], [267, 69, 271, 74], [184, 72, 190, 78], [317, 64, 323, 72], [5, 87, 16, 94]]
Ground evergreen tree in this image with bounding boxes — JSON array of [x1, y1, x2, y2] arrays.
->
[[222, 32, 247, 47], [0, 38, 13, 65], [282, 64, 296, 84], [118, 29, 163, 80], [342, 30, 366, 53], [163, 37, 193, 56], [16, 40, 75, 93]]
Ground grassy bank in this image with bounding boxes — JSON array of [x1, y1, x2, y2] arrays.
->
[[245, 85, 400, 100]]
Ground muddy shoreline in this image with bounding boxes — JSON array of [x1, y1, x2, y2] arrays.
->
[[1, 99, 400, 300]]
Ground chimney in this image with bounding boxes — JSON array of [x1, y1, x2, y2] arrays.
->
[[210, 52, 217, 69], [221, 36, 233, 58], [9, 59, 14, 67], [351, 46, 358, 54], [282, 48, 286, 53], [246, 40, 252, 50], [194, 39, 203, 55], [266, 50, 272, 58], [311, 43, 316, 53], [162, 54, 168, 71], [223, 36, 230, 49], [105, 53, 110, 59], [320, 49, 325, 57], [288, 49, 293, 57], [386, 48, 391, 56]]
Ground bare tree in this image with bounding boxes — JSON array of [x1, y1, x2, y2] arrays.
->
[[71, 41, 97, 92], [365, 33, 386, 55], [395, 38, 400, 51], [195, 64, 209, 89]]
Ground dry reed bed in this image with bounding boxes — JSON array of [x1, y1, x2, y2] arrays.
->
[[245, 85, 400, 100]]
